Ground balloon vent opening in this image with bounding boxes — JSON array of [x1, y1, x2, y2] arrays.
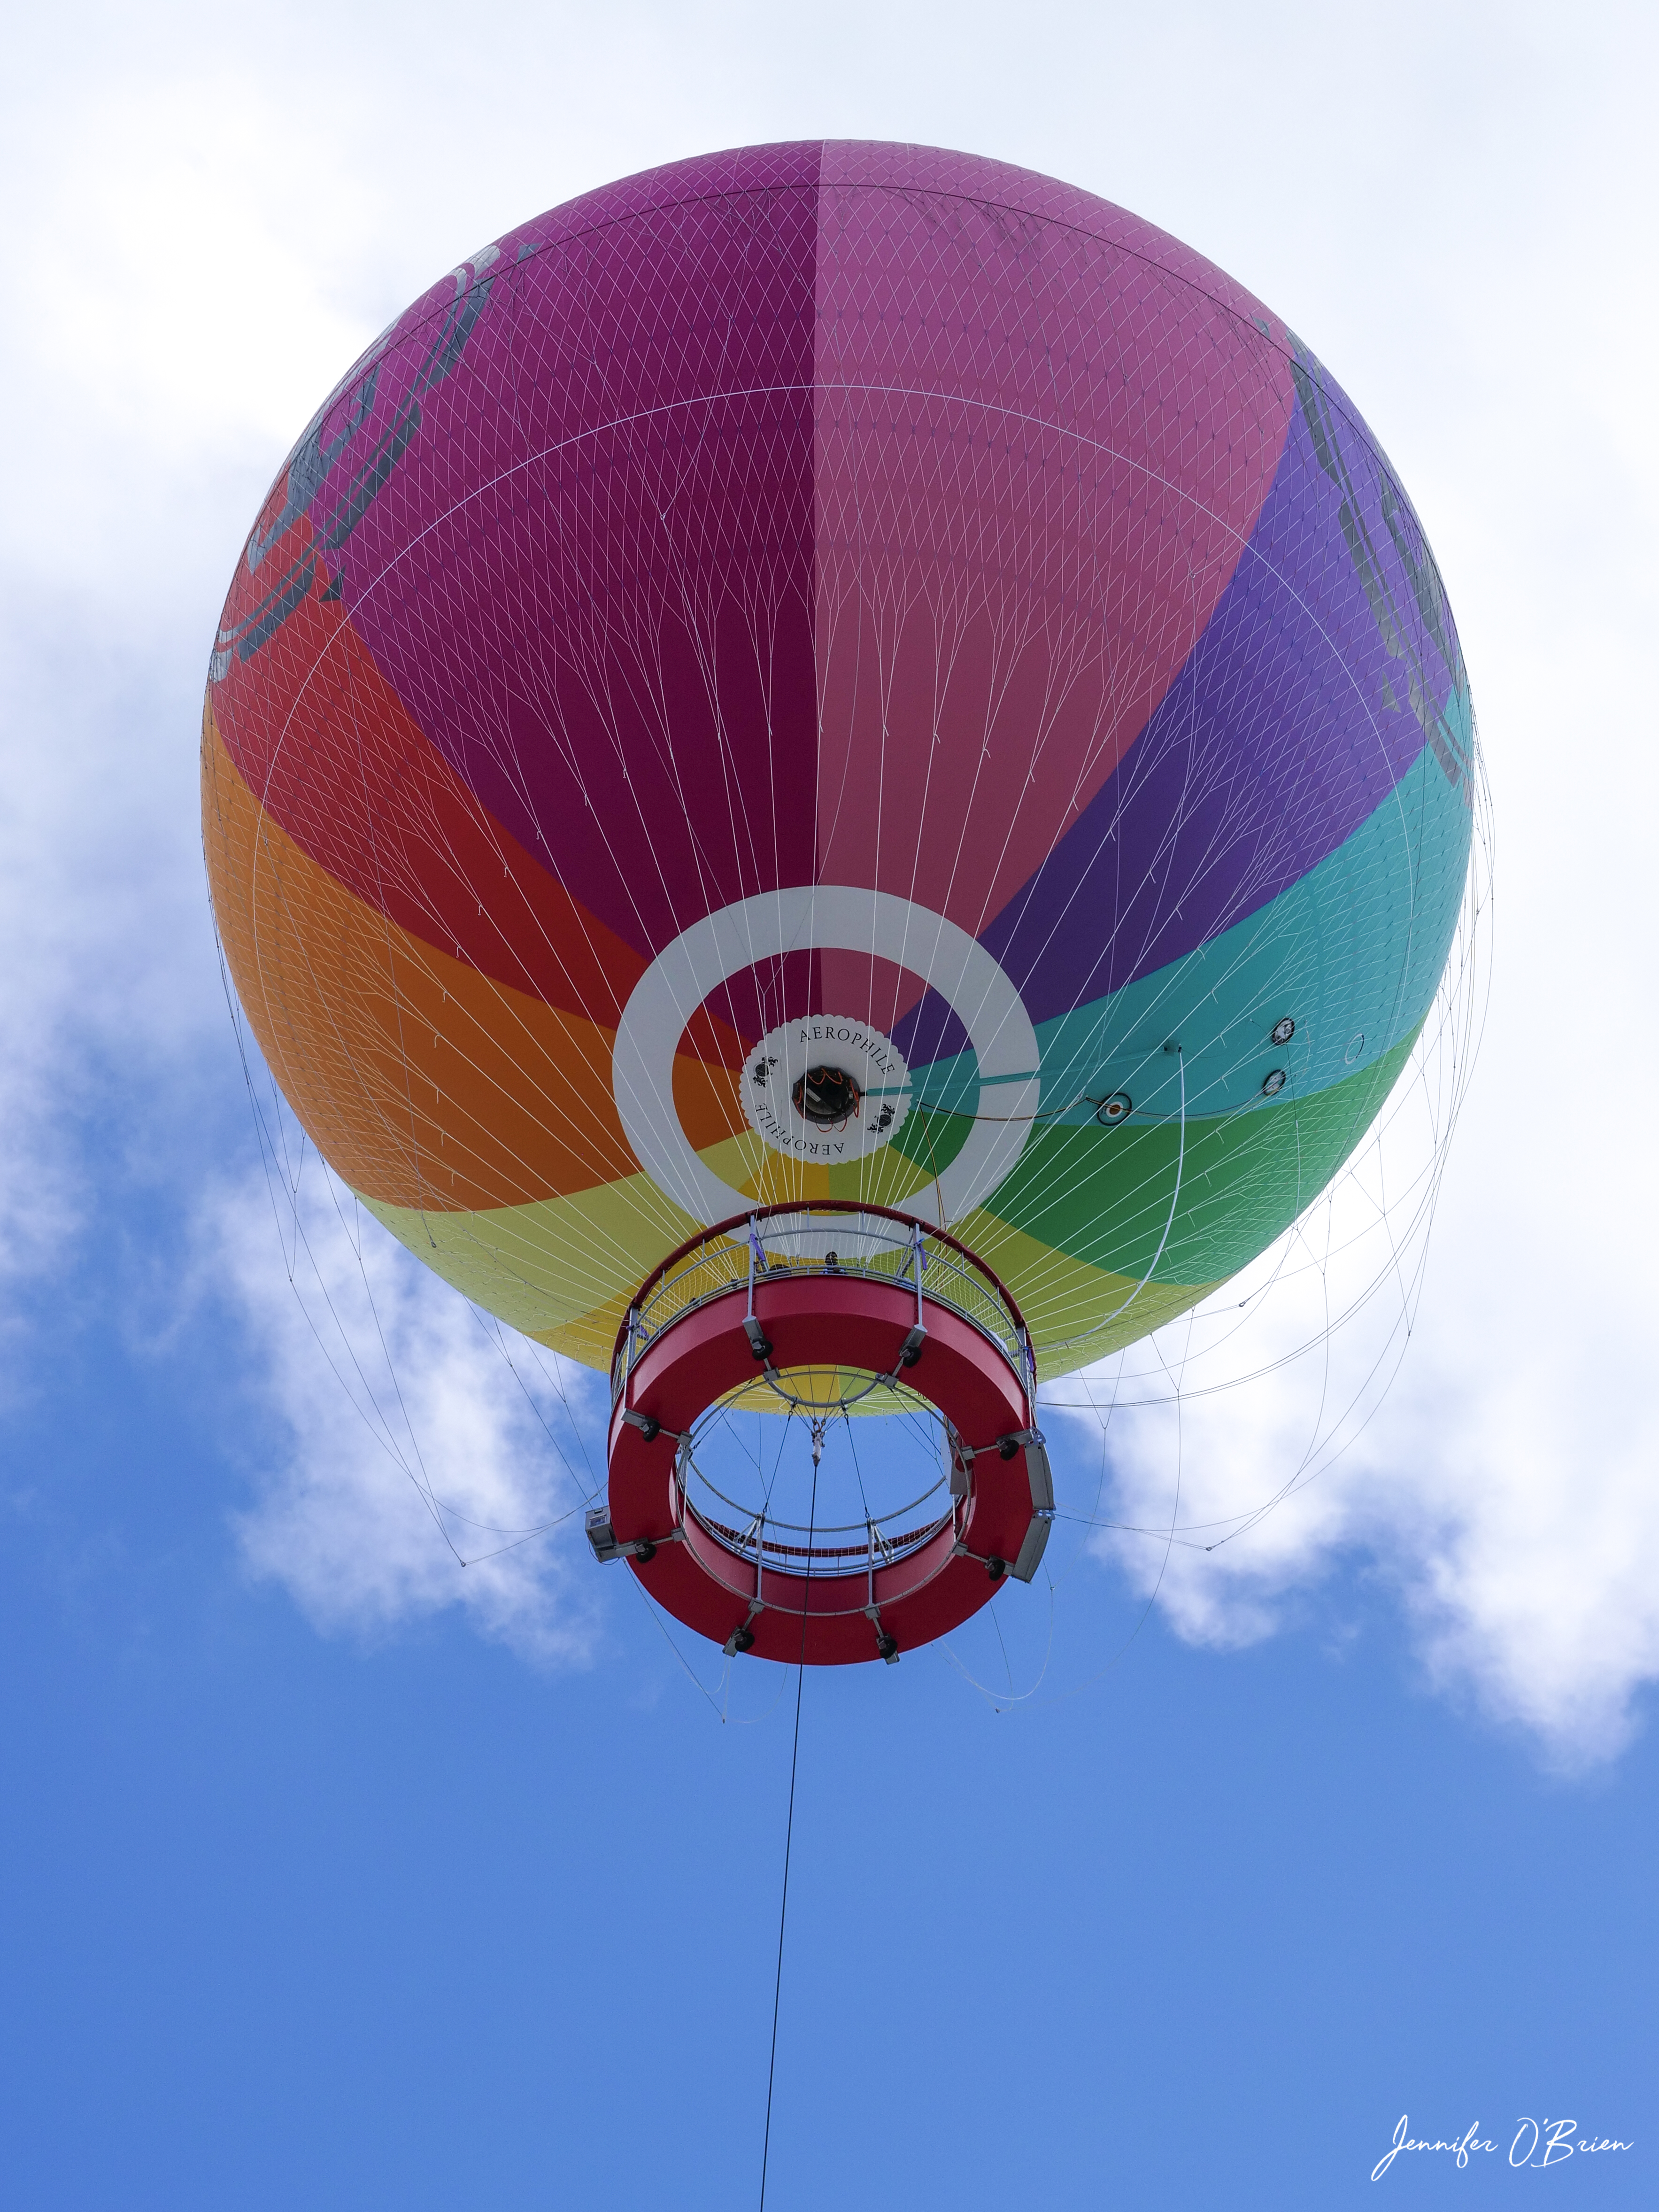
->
[[792, 1065, 862, 1127]]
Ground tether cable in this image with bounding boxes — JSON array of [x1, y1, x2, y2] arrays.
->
[[758, 1419, 824, 2212]]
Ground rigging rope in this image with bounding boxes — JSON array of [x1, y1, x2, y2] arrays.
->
[[758, 1419, 823, 2212]]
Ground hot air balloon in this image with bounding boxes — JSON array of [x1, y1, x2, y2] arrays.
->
[[203, 142, 1474, 1667]]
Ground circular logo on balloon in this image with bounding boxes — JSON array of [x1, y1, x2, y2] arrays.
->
[[611, 888, 1040, 1230], [742, 1016, 912, 1163]]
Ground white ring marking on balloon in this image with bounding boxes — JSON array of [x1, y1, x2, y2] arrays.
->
[[611, 888, 1040, 1231]]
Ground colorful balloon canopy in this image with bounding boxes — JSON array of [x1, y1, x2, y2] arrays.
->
[[203, 141, 1474, 1381]]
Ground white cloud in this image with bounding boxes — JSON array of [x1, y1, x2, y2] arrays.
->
[[1392, 1358, 1659, 1763], [1065, 1330, 1659, 1770], [209, 1158, 603, 1662], [1047, 1032, 1659, 1768], [0, 613, 212, 1286]]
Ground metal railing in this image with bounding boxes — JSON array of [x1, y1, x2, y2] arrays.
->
[[684, 1452, 958, 1584], [610, 1201, 1035, 1407]]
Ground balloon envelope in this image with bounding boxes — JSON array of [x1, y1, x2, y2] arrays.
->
[[203, 142, 1474, 1378]]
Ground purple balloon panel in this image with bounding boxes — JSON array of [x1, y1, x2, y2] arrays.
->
[[985, 344, 1470, 1019]]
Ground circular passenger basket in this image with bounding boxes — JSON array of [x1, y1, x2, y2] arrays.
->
[[592, 1203, 1055, 1665]]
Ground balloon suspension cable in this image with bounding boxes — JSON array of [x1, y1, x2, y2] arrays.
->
[[758, 1423, 823, 2211], [1044, 1044, 1188, 1360]]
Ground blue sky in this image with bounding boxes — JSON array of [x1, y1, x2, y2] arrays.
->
[[2, 1, 1655, 2203]]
